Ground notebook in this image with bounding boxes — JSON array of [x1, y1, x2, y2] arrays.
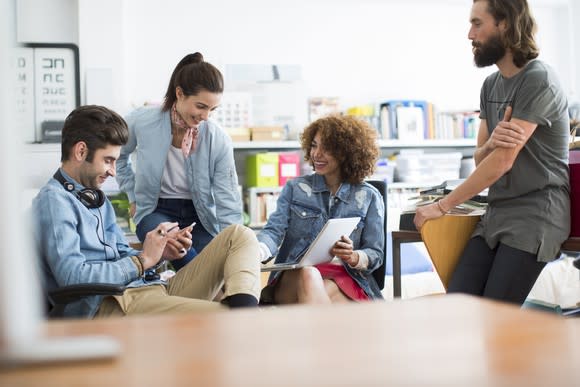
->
[[261, 217, 361, 272]]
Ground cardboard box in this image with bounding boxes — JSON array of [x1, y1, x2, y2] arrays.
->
[[278, 152, 300, 186], [225, 127, 251, 142], [246, 152, 279, 187], [251, 126, 285, 141]]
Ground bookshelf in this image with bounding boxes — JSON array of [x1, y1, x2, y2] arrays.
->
[[23, 139, 477, 231], [231, 139, 476, 150]]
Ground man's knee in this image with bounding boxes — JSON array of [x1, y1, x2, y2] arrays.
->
[[223, 224, 257, 243]]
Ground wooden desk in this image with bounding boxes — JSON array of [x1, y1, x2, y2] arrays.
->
[[391, 230, 422, 298], [1, 295, 578, 387], [391, 233, 580, 299]]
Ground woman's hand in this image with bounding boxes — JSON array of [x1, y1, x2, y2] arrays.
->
[[129, 202, 136, 218], [331, 235, 359, 267]]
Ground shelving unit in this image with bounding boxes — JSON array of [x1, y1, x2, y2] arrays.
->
[[23, 139, 477, 231], [231, 138, 476, 150]]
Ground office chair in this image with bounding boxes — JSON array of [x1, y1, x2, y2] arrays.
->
[[419, 214, 479, 289], [47, 283, 126, 318], [366, 179, 387, 290], [44, 241, 146, 318]]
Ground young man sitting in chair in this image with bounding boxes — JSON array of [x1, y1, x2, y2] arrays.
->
[[33, 105, 261, 318]]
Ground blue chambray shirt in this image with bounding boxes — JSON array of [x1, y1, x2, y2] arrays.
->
[[116, 106, 243, 236], [258, 173, 385, 299], [33, 169, 160, 318]]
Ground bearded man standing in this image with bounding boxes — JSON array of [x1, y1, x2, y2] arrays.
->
[[414, 0, 570, 305]]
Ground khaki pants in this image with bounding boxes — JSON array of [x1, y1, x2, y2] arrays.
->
[[95, 224, 260, 317]]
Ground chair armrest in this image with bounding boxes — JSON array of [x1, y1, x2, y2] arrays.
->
[[49, 283, 126, 305]]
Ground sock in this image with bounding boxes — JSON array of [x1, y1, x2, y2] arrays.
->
[[222, 293, 258, 308]]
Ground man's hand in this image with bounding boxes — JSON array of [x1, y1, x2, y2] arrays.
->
[[140, 222, 177, 269], [129, 202, 136, 218], [162, 226, 193, 261], [414, 202, 444, 230], [488, 106, 524, 149]]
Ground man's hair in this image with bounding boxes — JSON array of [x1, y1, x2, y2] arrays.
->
[[476, 0, 539, 67], [61, 105, 129, 162], [162, 52, 224, 112], [301, 115, 379, 185]]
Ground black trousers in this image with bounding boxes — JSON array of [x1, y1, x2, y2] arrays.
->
[[447, 236, 547, 305]]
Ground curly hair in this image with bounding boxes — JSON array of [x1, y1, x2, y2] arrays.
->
[[300, 115, 379, 184], [475, 0, 539, 67]]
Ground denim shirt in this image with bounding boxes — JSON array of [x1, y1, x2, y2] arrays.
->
[[116, 106, 243, 236], [258, 174, 385, 299], [33, 169, 160, 318]]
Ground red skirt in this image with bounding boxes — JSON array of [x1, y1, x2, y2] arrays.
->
[[315, 263, 369, 301]]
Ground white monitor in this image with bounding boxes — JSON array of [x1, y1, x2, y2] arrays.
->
[[0, 0, 119, 366]]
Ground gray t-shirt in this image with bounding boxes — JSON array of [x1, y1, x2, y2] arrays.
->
[[474, 59, 570, 262]]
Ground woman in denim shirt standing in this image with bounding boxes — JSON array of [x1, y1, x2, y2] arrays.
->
[[259, 115, 385, 304]]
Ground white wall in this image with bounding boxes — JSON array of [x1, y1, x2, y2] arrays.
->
[[119, 0, 573, 113], [16, 0, 78, 43], [570, 0, 580, 103], [15, 0, 577, 190], [16, 0, 577, 117]]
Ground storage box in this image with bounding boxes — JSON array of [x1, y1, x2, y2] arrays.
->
[[372, 158, 396, 184], [225, 127, 251, 142], [246, 152, 279, 187], [251, 126, 285, 141], [395, 152, 462, 183], [278, 152, 300, 186]]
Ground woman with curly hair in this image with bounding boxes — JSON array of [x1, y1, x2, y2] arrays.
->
[[258, 115, 385, 304]]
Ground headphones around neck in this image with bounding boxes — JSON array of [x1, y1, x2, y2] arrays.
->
[[53, 170, 106, 209]]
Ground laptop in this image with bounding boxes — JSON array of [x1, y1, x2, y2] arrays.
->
[[261, 217, 361, 272]]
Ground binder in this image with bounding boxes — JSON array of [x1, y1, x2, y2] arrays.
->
[[379, 100, 429, 140]]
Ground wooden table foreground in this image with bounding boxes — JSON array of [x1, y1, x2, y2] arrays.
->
[[1, 295, 578, 387]]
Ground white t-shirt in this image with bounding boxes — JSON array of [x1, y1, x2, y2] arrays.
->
[[159, 145, 192, 200]]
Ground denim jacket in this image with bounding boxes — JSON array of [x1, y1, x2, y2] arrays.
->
[[258, 174, 385, 299], [116, 106, 243, 236], [33, 169, 160, 318]]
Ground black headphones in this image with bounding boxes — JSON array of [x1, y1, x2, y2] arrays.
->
[[53, 170, 106, 209]]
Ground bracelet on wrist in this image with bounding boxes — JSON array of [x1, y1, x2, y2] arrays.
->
[[437, 199, 449, 215], [131, 255, 144, 276]]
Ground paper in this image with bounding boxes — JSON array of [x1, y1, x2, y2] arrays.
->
[[262, 217, 361, 272]]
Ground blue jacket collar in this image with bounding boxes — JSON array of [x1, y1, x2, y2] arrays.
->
[[310, 173, 352, 203]]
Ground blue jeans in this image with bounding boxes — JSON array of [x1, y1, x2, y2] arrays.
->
[[136, 198, 213, 271]]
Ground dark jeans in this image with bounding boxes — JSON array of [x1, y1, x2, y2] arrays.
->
[[447, 236, 547, 305], [136, 198, 213, 271]]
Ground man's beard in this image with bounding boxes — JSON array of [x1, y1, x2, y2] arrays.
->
[[473, 34, 506, 68]]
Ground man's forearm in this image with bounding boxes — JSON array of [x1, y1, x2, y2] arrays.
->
[[473, 141, 493, 166]]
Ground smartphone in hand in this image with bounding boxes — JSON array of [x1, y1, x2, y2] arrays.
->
[[179, 222, 196, 234]]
